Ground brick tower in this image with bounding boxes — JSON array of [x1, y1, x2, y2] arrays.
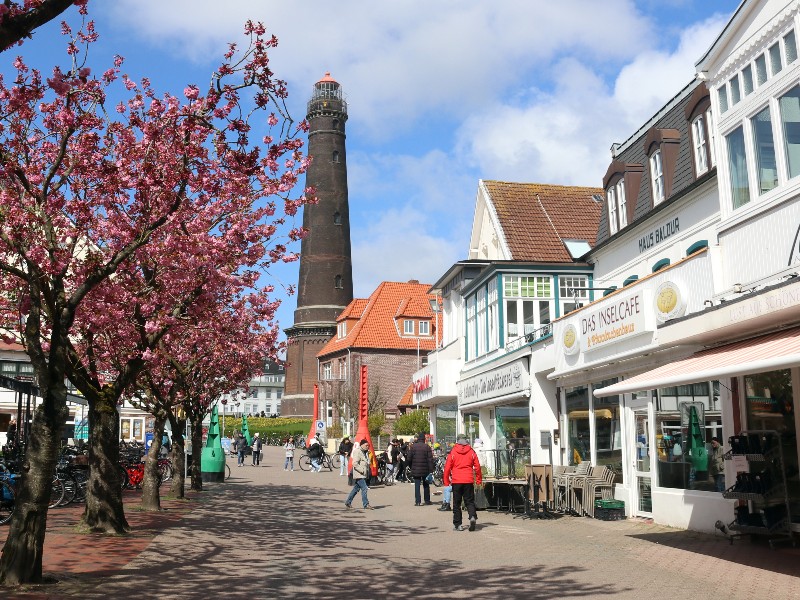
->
[[282, 73, 353, 416]]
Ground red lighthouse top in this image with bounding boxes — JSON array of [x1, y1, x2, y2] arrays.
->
[[317, 72, 338, 85]]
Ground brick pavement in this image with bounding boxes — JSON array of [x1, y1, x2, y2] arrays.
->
[[0, 445, 798, 599]]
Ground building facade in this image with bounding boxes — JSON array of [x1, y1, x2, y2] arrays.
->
[[283, 73, 354, 417]]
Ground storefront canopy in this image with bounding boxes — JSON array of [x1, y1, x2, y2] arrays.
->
[[593, 326, 800, 397]]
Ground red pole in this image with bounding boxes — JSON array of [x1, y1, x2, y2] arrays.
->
[[352, 365, 378, 476]]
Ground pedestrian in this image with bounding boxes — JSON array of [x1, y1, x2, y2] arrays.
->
[[284, 436, 296, 471], [444, 432, 482, 531], [407, 432, 434, 506], [384, 440, 396, 482], [251, 432, 263, 466], [233, 432, 248, 467], [338, 435, 353, 476], [308, 433, 323, 472], [344, 439, 374, 510], [5, 418, 16, 449], [709, 437, 725, 492], [396, 440, 409, 482]]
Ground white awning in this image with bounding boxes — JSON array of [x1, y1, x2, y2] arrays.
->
[[459, 390, 530, 411], [594, 326, 800, 397]]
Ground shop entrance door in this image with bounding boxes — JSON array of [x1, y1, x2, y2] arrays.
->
[[627, 399, 653, 516]]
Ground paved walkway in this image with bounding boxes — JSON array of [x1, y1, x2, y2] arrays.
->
[[2, 445, 800, 599]]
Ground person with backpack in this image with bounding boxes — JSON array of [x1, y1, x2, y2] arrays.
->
[[251, 432, 263, 466], [444, 433, 482, 531], [307, 434, 323, 472], [338, 435, 353, 476]]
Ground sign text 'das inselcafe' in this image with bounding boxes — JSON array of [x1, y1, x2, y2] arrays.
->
[[579, 291, 650, 352]]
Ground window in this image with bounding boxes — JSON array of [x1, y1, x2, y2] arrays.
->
[[719, 85, 729, 114], [403, 320, 414, 335], [322, 363, 332, 380], [476, 289, 487, 352], [276, 390, 282, 399], [250, 389, 258, 398], [337, 322, 346, 338], [785, 30, 798, 64], [616, 179, 627, 228], [692, 115, 709, 175], [487, 278, 499, 351], [607, 187, 618, 235], [419, 320, 430, 335], [503, 274, 553, 344], [769, 43, 783, 76], [727, 125, 750, 209], [780, 85, 800, 179], [334, 275, 343, 289], [742, 64, 754, 95], [707, 109, 717, 167], [752, 106, 777, 195], [333, 211, 341, 225], [650, 150, 664, 205], [559, 275, 589, 314], [466, 296, 476, 359], [755, 53, 768, 85], [729, 74, 741, 106], [332, 151, 339, 163]]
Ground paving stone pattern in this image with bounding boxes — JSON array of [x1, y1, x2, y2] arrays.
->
[[2, 445, 799, 599]]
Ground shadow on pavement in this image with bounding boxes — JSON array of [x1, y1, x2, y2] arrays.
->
[[627, 530, 800, 578], [33, 478, 634, 599]]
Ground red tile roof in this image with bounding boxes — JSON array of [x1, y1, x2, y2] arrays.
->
[[482, 181, 603, 262], [318, 281, 440, 358], [398, 383, 414, 407]]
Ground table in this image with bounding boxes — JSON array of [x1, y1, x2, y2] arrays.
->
[[483, 479, 529, 514]]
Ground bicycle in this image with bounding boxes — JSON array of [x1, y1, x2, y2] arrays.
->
[[299, 451, 333, 471]]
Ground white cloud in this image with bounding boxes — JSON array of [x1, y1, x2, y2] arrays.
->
[[454, 14, 730, 187]]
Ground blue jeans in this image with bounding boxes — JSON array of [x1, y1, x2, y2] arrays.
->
[[311, 457, 321, 472], [284, 456, 293, 470], [345, 478, 369, 507], [339, 455, 348, 475], [237, 449, 245, 466], [414, 476, 431, 504], [443, 485, 452, 504]]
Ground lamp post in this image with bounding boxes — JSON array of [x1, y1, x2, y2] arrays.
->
[[428, 294, 442, 350]]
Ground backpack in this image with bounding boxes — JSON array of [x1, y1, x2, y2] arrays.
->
[[309, 443, 321, 458]]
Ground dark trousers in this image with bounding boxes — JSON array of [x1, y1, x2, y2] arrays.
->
[[413, 476, 431, 504], [451, 483, 477, 526], [252, 450, 261, 465]]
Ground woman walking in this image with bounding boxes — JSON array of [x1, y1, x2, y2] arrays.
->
[[284, 436, 296, 471]]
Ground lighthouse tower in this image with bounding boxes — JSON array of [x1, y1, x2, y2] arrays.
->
[[282, 73, 353, 416]]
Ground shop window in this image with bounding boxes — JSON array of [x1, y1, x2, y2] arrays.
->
[[654, 382, 723, 492], [565, 385, 590, 465], [435, 403, 458, 446], [594, 379, 623, 481], [495, 403, 531, 478]]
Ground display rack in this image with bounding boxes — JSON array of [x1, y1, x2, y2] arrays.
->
[[723, 430, 794, 548]]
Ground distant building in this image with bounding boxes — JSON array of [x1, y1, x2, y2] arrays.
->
[[316, 281, 440, 434], [219, 360, 286, 417]]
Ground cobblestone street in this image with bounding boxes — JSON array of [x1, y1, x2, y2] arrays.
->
[[4, 446, 800, 599]]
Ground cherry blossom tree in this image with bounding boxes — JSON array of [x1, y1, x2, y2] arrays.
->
[[0, 0, 87, 51], [0, 15, 309, 584]]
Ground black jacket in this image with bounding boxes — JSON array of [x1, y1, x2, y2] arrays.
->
[[338, 439, 353, 457], [407, 441, 434, 477]]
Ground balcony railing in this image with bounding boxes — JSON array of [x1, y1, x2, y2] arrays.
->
[[505, 323, 552, 352]]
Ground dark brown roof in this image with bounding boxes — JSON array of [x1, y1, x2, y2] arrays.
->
[[482, 181, 602, 262]]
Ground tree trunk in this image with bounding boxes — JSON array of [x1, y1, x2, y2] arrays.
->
[[81, 389, 130, 533], [167, 415, 186, 499], [0, 380, 68, 583], [190, 418, 203, 492], [140, 414, 165, 511]]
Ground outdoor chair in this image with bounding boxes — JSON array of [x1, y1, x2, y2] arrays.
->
[[561, 461, 590, 514], [552, 465, 573, 512], [583, 466, 617, 518]]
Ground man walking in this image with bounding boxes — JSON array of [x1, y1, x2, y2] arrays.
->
[[251, 432, 263, 466], [407, 432, 434, 506], [344, 439, 374, 510], [234, 432, 247, 467], [444, 433, 482, 531]]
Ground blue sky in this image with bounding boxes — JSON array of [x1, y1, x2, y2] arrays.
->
[[5, 0, 742, 343]]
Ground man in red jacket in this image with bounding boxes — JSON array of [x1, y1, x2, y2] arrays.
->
[[443, 433, 482, 531]]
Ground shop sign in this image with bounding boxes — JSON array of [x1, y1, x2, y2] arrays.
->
[[561, 323, 580, 355], [579, 290, 651, 352], [413, 374, 433, 393], [457, 358, 529, 405], [654, 280, 687, 323]]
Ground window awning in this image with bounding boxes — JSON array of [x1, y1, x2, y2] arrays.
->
[[594, 326, 800, 397]]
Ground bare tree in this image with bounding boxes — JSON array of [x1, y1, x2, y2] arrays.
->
[[0, 0, 86, 51]]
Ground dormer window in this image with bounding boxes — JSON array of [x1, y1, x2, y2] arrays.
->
[[686, 83, 715, 178], [603, 161, 643, 236], [650, 150, 664, 205], [403, 320, 414, 334], [337, 322, 347, 338], [419, 321, 430, 335], [606, 177, 626, 234]]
